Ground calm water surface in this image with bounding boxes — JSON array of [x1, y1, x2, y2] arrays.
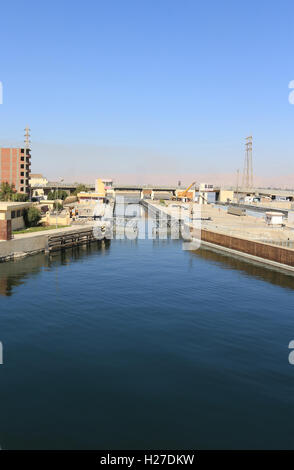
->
[[0, 237, 294, 449]]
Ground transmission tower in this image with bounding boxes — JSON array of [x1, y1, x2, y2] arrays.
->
[[24, 126, 31, 148], [242, 136, 253, 189]]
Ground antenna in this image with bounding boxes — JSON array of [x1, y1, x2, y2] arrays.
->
[[24, 126, 31, 149], [242, 136, 253, 189]]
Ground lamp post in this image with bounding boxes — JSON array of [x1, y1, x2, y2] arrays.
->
[[55, 177, 64, 229]]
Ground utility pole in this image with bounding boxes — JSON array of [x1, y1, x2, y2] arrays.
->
[[236, 169, 240, 203], [242, 136, 253, 189]]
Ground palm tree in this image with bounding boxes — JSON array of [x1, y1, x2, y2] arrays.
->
[[0, 182, 15, 201]]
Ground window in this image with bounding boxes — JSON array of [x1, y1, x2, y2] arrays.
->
[[26, 149, 30, 155], [21, 164, 24, 169], [21, 156, 24, 161], [20, 188, 24, 192], [11, 211, 16, 219], [17, 210, 21, 217], [21, 148, 24, 153], [21, 172, 24, 176], [20, 179, 24, 184]]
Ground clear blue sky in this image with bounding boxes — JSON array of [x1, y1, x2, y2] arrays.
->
[[0, 0, 294, 185]]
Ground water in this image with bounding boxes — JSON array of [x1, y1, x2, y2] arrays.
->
[[0, 236, 294, 449]]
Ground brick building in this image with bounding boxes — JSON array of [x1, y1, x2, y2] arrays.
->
[[0, 147, 31, 194]]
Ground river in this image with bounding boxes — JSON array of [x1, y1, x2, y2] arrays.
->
[[0, 233, 294, 449]]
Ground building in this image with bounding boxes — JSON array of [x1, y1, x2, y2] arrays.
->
[[30, 173, 48, 198], [215, 189, 234, 203], [101, 178, 113, 189], [94, 178, 107, 195], [0, 147, 31, 194], [78, 179, 106, 203], [0, 201, 32, 240], [30, 173, 48, 187], [265, 212, 284, 226], [77, 193, 107, 203]]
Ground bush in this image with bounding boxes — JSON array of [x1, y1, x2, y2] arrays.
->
[[47, 190, 68, 200], [11, 192, 28, 202], [73, 184, 87, 196], [24, 206, 42, 228], [53, 201, 63, 211]]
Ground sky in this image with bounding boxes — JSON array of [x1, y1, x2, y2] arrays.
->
[[0, 0, 294, 186]]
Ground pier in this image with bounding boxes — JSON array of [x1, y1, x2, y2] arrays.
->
[[47, 229, 101, 252]]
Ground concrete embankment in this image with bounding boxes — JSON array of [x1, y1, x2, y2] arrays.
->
[[193, 228, 294, 274], [143, 200, 294, 274], [216, 201, 289, 215], [0, 225, 94, 262]]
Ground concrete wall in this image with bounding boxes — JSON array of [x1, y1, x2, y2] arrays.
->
[[45, 213, 71, 226], [216, 190, 234, 202], [0, 226, 95, 261], [0, 232, 48, 260], [11, 216, 25, 231], [288, 211, 294, 224], [192, 228, 294, 267]]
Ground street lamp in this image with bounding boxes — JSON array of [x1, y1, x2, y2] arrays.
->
[[55, 177, 64, 229]]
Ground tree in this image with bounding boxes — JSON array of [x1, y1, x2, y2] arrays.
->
[[58, 190, 68, 200], [53, 201, 63, 211], [73, 184, 87, 196], [0, 182, 15, 201], [23, 206, 41, 227], [11, 192, 28, 202], [47, 190, 55, 200], [47, 189, 68, 200]]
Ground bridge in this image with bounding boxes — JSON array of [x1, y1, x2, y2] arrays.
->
[[31, 181, 294, 202], [33, 181, 220, 195]]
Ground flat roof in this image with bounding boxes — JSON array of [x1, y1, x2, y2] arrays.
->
[[0, 202, 32, 211], [265, 211, 284, 216]]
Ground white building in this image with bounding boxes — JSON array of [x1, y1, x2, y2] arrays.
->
[[265, 212, 284, 226]]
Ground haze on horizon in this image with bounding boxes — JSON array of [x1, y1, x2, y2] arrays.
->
[[0, 0, 294, 187]]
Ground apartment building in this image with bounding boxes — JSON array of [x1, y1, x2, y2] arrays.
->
[[0, 147, 31, 194]]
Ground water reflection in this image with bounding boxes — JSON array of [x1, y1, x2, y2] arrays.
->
[[0, 240, 111, 297], [1, 237, 293, 297], [191, 246, 294, 290]]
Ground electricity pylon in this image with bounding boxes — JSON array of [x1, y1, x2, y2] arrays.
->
[[242, 136, 253, 189]]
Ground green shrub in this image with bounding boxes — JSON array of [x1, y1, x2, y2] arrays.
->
[[73, 184, 87, 196], [53, 201, 63, 211], [47, 190, 68, 200], [11, 192, 28, 202], [24, 206, 42, 228]]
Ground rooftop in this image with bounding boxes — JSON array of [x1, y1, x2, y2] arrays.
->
[[0, 202, 32, 211]]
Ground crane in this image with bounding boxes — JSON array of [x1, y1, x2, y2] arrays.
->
[[176, 181, 196, 201]]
